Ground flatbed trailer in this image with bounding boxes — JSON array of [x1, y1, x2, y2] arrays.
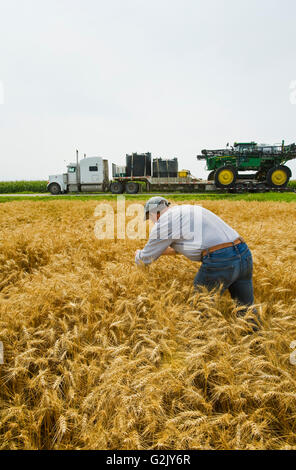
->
[[110, 175, 294, 194], [110, 176, 216, 194]]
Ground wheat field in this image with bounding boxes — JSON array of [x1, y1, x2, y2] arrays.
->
[[0, 199, 296, 450]]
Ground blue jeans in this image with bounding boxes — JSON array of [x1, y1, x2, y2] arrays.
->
[[194, 243, 254, 306]]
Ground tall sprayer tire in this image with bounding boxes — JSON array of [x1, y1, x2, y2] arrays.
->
[[125, 182, 139, 194], [207, 171, 215, 181], [214, 166, 237, 188], [110, 182, 124, 194], [266, 165, 290, 188], [49, 183, 61, 195]]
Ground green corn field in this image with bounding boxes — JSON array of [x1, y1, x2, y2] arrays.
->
[[0, 181, 48, 193]]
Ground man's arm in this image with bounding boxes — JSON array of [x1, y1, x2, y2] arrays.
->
[[135, 225, 174, 265], [135, 245, 176, 265]]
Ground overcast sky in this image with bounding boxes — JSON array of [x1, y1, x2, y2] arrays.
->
[[1, 0, 296, 180]]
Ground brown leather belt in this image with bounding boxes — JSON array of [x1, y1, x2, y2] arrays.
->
[[201, 237, 244, 259]]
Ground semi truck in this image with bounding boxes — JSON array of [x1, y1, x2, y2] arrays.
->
[[47, 152, 110, 195]]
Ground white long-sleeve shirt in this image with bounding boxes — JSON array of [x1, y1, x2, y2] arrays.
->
[[135, 204, 239, 265]]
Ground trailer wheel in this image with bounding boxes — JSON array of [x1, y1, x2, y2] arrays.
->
[[207, 171, 215, 181], [110, 182, 124, 194], [214, 166, 237, 188], [255, 183, 267, 193], [266, 165, 290, 188], [125, 182, 139, 194], [48, 183, 61, 195], [234, 183, 246, 193]]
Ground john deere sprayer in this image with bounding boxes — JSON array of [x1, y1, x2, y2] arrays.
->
[[197, 140, 295, 191]]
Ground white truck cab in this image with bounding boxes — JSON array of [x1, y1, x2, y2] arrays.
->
[[47, 156, 109, 194]]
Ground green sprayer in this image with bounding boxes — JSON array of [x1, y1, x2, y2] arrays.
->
[[197, 140, 296, 191]]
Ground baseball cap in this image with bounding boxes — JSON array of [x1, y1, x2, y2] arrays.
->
[[143, 196, 170, 220]]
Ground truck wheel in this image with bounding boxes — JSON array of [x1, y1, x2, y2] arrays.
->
[[125, 182, 139, 194], [207, 171, 215, 181], [266, 165, 290, 188], [214, 166, 237, 188], [110, 182, 124, 194], [49, 183, 61, 195]]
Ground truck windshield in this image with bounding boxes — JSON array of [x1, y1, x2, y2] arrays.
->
[[68, 167, 76, 173]]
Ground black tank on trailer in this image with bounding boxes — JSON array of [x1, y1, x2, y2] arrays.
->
[[126, 152, 151, 177], [168, 158, 178, 177], [153, 158, 178, 178]]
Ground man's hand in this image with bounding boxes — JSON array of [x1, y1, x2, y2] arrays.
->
[[162, 247, 177, 256], [135, 249, 141, 266]]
